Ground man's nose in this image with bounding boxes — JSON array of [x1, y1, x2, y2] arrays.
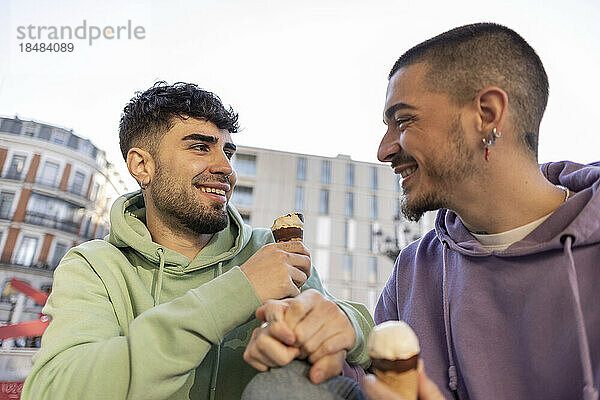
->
[[210, 152, 234, 176], [377, 127, 399, 162]]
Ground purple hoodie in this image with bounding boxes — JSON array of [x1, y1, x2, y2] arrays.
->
[[374, 161, 600, 400]]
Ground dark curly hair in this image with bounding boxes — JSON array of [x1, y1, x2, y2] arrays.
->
[[389, 23, 548, 160], [118, 81, 240, 160]]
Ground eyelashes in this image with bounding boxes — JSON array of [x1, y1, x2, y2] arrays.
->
[[394, 115, 417, 130]]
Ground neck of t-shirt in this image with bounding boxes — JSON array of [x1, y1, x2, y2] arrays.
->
[[467, 211, 554, 251]]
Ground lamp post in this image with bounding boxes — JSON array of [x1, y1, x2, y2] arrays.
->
[[373, 211, 429, 262], [372, 213, 402, 262]]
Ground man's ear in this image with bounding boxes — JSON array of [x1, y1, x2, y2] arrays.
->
[[474, 86, 508, 133], [127, 147, 155, 188]]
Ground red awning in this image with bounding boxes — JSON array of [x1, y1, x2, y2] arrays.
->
[[0, 317, 50, 340]]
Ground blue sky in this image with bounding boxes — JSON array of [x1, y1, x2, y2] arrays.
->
[[1, 0, 599, 187]]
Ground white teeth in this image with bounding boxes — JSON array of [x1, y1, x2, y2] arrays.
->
[[200, 187, 226, 195], [400, 166, 417, 178]]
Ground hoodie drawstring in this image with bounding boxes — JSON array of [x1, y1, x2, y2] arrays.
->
[[209, 262, 224, 400], [562, 236, 598, 400], [442, 242, 459, 398], [153, 248, 165, 307]]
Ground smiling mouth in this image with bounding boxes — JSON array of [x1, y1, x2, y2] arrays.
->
[[399, 165, 418, 178], [394, 163, 419, 181], [198, 187, 226, 196]]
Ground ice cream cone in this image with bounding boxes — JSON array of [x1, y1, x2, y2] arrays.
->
[[373, 367, 418, 400], [368, 321, 421, 400]]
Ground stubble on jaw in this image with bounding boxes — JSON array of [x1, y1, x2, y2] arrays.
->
[[400, 115, 477, 222], [149, 161, 230, 236]]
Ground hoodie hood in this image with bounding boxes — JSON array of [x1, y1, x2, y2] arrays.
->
[[435, 161, 600, 256], [107, 190, 253, 273]]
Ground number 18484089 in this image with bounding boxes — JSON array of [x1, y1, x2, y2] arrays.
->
[[19, 43, 74, 52]]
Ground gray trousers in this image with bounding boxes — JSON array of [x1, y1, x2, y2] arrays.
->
[[242, 360, 366, 400]]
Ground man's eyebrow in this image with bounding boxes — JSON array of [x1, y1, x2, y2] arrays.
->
[[224, 142, 237, 152], [384, 102, 418, 123], [181, 133, 218, 143]]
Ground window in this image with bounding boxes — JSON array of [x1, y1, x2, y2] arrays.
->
[[295, 186, 305, 211], [316, 216, 331, 246], [234, 154, 257, 177], [370, 223, 382, 253], [90, 182, 100, 201], [51, 242, 69, 268], [0, 119, 23, 134], [79, 141, 95, 158], [81, 217, 94, 238], [95, 224, 105, 239], [368, 289, 377, 313], [14, 236, 38, 266], [1, 280, 19, 303], [26, 193, 81, 234], [67, 133, 79, 149], [371, 167, 378, 190], [297, 157, 306, 181], [239, 213, 251, 224], [38, 161, 60, 187], [321, 160, 331, 185], [319, 189, 329, 214], [70, 171, 86, 195], [40, 284, 53, 297], [51, 130, 66, 145], [231, 186, 253, 207], [341, 287, 351, 299], [368, 256, 377, 283], [343, 254, 353, 281], [24, 124, 37, 137], [5, 155, 26, 180], [344, 221, 349, 249], [395, 198, 402, 219], [0, 192, 15, 219], [38, 126, 52, 140], [315, 249, 330, 281], [370, 195, 378, 220], [344, 220, 356, 250], [344, 192, 354, 217], [346, 164, 355, 187]]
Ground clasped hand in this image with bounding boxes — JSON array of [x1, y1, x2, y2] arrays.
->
[[243, 289, 356, 385]]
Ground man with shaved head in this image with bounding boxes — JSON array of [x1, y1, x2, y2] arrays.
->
[[364, 23, 599, 400]]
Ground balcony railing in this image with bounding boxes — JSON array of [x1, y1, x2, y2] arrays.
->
[[67, 185, 86, 198], [2, 171, 23, 181], [35, 178, 58, 189], [24, 211, 80, 234]]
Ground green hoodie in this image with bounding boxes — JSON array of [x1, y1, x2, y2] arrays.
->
[[22, 191, 373, 400]]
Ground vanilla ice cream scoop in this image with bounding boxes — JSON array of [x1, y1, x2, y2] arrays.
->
[[367, 320, 420, 360], [271, 213, 304, 242]]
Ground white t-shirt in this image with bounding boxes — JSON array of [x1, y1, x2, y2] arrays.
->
[[469, 212, 553, 251]]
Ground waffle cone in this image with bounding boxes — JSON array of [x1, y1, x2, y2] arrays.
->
[[374, 367, 418, 400]]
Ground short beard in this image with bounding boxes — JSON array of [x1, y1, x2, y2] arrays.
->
[[149, 164, 229, 236], [401, 189, 446, 222], [400, 115, 476, 222]]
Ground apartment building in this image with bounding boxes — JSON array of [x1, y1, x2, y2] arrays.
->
[[230, 146, 434, 313], [0, 116, 129, 327]]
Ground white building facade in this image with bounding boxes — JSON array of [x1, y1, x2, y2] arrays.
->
[[230, 146, 434, 313], [0, 116, 128, 335]]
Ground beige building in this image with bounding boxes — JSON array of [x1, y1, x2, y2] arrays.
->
[[230, 146, 434, 313], [0, 116, 129, 334]]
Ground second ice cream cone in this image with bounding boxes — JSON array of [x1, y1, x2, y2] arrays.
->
[[374, 367, 418, 400]]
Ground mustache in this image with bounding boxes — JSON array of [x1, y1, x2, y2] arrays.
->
[[192, 175, 230, 185], [390, 153, 417, 168]]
